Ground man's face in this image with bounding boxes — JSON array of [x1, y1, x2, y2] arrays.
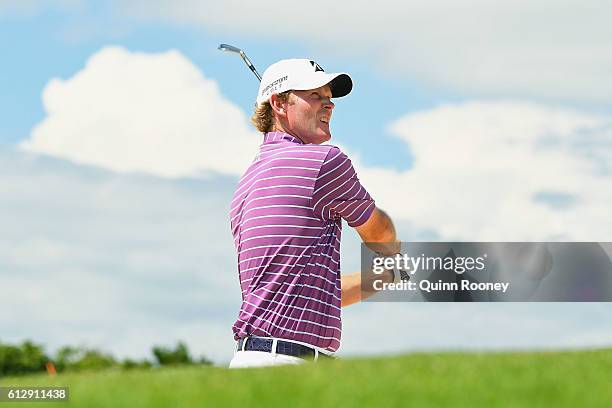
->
[[283, 85, 335, 144]]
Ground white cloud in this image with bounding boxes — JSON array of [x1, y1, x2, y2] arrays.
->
[[119, 0, 612, 103], [348, 101, 612, 241], [20, 46, 260, 178], [0, 147, 242, 363]]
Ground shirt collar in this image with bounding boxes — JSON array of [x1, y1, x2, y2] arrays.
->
[[263, 131, 304, 145]]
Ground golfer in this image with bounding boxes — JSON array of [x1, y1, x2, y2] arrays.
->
[[229, 58, 399, 368]]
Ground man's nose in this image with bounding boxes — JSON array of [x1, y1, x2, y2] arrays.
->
[[323, 98, 335, 110]]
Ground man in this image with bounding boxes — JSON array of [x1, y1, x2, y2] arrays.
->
[[229, 58, 399, 368]]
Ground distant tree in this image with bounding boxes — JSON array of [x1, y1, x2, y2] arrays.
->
[[20, 340, 48, 370], [53, 346, 79, 372], [71, 349, 117, 371], [0, 340, 48, 376], [152, 341, 193, 366], [53, 346, 117, 372], [121, 358, 153, 370], [0, 339, 212, 376]]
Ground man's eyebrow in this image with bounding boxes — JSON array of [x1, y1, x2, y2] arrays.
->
[[312, 90, 332, 97]]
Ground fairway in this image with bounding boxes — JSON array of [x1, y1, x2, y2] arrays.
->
[[1, 348, 611, 407]]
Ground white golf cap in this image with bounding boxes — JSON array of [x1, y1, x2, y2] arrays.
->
[[256, 59, 353, 104]]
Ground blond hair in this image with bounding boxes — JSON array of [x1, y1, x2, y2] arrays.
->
[[251, 91, 292, 133]]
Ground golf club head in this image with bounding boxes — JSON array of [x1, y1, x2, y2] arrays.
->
[[218, 44, 243, 54]]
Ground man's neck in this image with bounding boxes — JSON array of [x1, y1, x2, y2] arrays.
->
[[272, 124, 304, 144]]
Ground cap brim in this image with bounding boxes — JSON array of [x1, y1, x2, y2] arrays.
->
[[328, 73, 352, 98], [292, 72, 353, 99]]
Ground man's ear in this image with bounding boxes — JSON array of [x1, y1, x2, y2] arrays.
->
[[270, 93, 288, 118]]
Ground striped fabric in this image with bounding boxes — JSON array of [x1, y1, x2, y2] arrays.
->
[[230, 131, 375, 352]]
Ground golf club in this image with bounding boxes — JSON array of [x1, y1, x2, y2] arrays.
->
[[218, 44, 262, 82]]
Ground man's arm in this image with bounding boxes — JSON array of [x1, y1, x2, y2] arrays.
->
[[341, 207, 400, 307], [341, 268, 394, 307], [355, 207, 400, 255], [341, 272, 362, 307]]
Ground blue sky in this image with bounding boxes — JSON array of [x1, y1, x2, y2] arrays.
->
[[2, 1, 612, 365]]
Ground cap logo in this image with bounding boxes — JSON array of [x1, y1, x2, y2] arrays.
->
[[310, 61, 324, 72], [261, 75, 288, 97]]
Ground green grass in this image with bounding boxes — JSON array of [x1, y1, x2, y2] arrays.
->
[[2, 348, 611, 407]]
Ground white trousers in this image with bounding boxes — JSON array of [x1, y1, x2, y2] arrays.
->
[[229, 350, 305, 368]]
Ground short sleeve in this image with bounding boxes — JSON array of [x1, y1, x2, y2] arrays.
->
[[312, 146, 375, 227]]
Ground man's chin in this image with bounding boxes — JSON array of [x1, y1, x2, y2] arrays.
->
[[317, 131, 332, 144], [301, 130, 331, 144]]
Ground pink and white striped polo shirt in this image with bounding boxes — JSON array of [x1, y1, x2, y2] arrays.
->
[[230, 131, 375, 352]]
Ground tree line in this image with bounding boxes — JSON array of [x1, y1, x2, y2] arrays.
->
[[0, 339, 212, 377]]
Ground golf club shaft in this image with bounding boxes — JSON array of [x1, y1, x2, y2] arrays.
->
[[240, 52, 262, 81], [218, 44, 262, 82]]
